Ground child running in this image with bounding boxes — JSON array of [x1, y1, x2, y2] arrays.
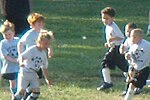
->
[[124, 28, 150, 100], [97, 7, 128, 90]]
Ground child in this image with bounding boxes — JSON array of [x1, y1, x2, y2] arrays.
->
[[0, 20, 19, 99], [97, 7, 128, 90], [124, 28, 150, 100], [119, 23, 138, 95], [13, 31, 52, 100], [18, 13, 53, 99], [120, 23, 137, 54]]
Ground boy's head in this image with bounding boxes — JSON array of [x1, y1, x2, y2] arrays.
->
[[125, 23, 137, 37], [27, 13, 45, 31], [37, 30, 53, 50], [0, 20, 15, 40], [101, 7, 116, 25], [130, 28, 143, 44]]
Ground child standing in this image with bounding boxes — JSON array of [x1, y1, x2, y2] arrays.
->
[[124, 28, 150, 100], [97, 7, 128, 90], [13, 31, 52, 100], [0, 20, 19, 99]]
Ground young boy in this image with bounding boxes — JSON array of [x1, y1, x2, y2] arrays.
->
[[97, 7, 128, 90], [119, 23, 138, 95], [124, 28, 150, 100], [0, 20, 19, 99], [17, 13, 53, 99], [13, 31, 52, 100]]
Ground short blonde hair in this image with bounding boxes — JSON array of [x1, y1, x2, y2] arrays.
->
[[131, 28, 143, 37], [0, 20, 15, 34], [27, 13, 45, 25], [37, 30, 53, 44]]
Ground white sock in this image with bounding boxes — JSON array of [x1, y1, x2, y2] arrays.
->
[[102, 68, 111, 83], [146, 80, 150, 85], [124, 85, 134, 100]]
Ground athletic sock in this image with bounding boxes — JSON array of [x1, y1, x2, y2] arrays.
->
[[124, 86, 134, 100], [102, 68, 111, 84], [146, 80, 150, 85], [10, 87, 17, 94]]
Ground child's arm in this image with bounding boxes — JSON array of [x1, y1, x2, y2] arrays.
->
[[108, 36, 123, 43], [17, 42, 24, 55], [4, 55, 18, 63], [0, 0, 6, 16], [18, 55, 25, 67], [119, 44, 125, 54], [47, 46, 53, 58], [42, 68, 51, 86]]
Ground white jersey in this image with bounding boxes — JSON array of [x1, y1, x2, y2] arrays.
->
[[0, 37, 19, 74], [128, 39, 150, 70], [20, 45, 48, 73], [123, 38, 133, 53], [19, 29, 39, 49], [105, 22, 124, 46]]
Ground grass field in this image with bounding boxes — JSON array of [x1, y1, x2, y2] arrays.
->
[[0, 0, 150, 100]]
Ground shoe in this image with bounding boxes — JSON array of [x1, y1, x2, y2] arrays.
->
[[134, 88, 142, 95], [97, 82, 113, 90], [120, 91, 126, 96]]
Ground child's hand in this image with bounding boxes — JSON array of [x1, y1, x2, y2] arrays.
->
[[45, 79, 53, 86], [119, 44, 125, 54], [125, 53, 131, 60], [48, 48, 53, 59], [104, 43, 109, 48], [19, 62, 25, 67]]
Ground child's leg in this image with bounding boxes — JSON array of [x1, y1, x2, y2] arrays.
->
[[13, 89, 26, 100], [124, 83, 135, 100], [102, 67, 111, 83], [26, 88, 40, 100], [23, 86, 32, 100], [9, 80, 17, 95]]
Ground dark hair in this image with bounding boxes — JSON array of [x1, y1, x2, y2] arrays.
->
[[126, 23, 137, 29], [101, 7, 116, 17]]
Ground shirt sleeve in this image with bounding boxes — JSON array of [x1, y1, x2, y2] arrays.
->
[[21, 46, 33, 60], [19, 32, 30, 45], [0, 42, 9, 57]]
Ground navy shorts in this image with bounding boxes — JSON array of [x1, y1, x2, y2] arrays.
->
[[101, 46, 128, 72], [1, 72, 18, 80], [132, 67, 150, 88]]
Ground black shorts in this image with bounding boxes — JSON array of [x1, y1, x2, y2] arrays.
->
[[101, 46, 128, 72], [1, 72, 18, 80], [132, 67, 150, 88], [37, 68, 43, 79]]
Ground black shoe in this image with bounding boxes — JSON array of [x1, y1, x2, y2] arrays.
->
[[134, 88, 142, 95], [97, 82, 113, 90]]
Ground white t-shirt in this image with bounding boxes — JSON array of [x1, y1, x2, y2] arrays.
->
[[19, 29, 39, 49], [123, 38, 133, 53], [0, 37, 19, 74], [128, 39, 150, 70], [20, 45, 48, 73], [105, 22, 124, 46]]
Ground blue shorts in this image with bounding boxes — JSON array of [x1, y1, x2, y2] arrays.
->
[[1, 72, 18, 80]]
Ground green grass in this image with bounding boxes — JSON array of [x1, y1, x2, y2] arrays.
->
[[0, 0, 150, 100]]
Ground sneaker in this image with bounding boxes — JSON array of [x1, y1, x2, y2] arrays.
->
[[120, 91, 126, 96], [97, 82, 113, 90]]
